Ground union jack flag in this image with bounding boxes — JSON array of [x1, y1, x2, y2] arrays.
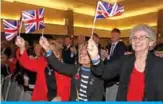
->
[[3, 19, 20, 41], [96, 1, 124, 19], [21, 8, 45, 33]]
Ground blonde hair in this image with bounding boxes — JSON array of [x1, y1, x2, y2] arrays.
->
[[49, 40, 63, 60]]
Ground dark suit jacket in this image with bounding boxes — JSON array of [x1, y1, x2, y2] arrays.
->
[[46, 53, 104, 101], [106, 41, 126, 62], [92, 52, 163, 101], [105, 41, 126, 86], [62, 45, 76, 64]]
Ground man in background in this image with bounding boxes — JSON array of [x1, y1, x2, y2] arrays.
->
[[105, 28, 127, 101], [62, 36, 76, 64]]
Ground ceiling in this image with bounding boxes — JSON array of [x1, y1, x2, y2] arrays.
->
[[1, 0, 163, 37], [2, 0, 163, 19]]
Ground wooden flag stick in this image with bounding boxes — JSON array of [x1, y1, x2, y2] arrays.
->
[[90, 15, 97, 39], [90, 0, 99, 39], [42, 29, 44, 37]]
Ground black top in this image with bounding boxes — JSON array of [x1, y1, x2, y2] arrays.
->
[[105, 41, 127, 87], [106, 41, 127, 62], [44, 65, 57, 101], [62, 45, 76, 64], [91, 52, 163, 101]]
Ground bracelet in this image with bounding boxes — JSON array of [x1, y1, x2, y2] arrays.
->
[[45, 50, 52, 57]]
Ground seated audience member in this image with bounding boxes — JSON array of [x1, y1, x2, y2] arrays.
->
[[55, 37, 64, 47], [39, 37, 104, 101], [87, 24, 163, 101]]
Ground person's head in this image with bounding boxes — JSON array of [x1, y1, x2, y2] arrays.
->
[[33, 41, 43, 57], [111, 28, 121, 43], [1, 40, 9, 49], [93, 33, 100, 44], [25, 41, 30, 49], [56, 37, 64, 46], [64, 36, 72, 46], [129, 24, 156, 53], [49, 40, 63, 61], [1, 41, 11, 59], [77, 35, 86, 45], [1, 47, 11, 62], [78, 43, 91, 67], [10, 44, 17, 58]]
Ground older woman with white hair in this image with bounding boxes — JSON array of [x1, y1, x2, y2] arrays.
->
[[87, 24, 163, 101]]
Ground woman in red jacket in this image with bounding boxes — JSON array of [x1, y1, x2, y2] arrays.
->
[[15, 36, 70, 101], [49, 40, 71, 101]]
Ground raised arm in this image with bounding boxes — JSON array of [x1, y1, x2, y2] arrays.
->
[[88, 39, 122, 80], [15, 36, 41, 72], [91, 56, 123, 80], [46, 51, 78, 76], [39, 36, 78, 76]]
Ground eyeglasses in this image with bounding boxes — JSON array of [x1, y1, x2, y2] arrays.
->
[[130, 36, 150, 42]]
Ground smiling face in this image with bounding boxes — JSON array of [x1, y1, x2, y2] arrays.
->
[[111, 32, 120, 43], [34, 44, 42, 57], [131, 30, 154, 52], [64, 37, 72, 46], [93, 35, 99, 44], [78, 44, 91, 67]]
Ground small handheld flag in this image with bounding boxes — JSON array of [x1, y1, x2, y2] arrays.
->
[[96, 1, 124, 19], [21, 8, 45, 33], [91, 1, 124, 38], [3, 19, 20, 41]]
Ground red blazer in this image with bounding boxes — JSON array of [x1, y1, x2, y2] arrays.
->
[[55, 72, 71, 101], [16, 49, 70, 101]]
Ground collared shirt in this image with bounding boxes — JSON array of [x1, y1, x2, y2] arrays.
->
[[110, 41, 119, 56]]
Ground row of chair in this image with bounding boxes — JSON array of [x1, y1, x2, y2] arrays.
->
[[1, 75, 32, 101]]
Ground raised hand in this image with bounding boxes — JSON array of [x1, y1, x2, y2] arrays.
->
[[70, 46, 77, 53], [15, 36, 25, 54], [87, 39, 99, 59], [39, 36, 50, 52], [51, 96, 61, 101]]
